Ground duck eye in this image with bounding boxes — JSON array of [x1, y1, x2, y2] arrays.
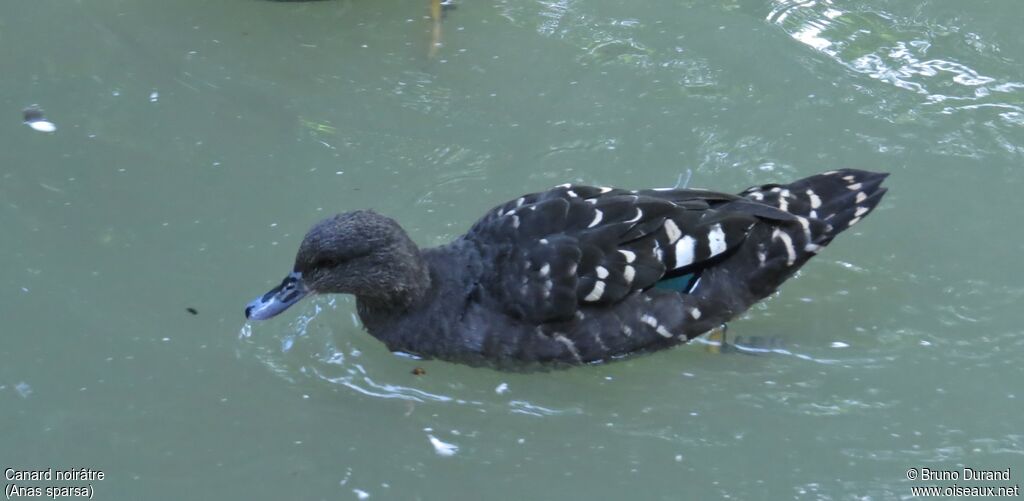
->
[[311, 256, 344, 270], [314, 247, 374, 270]]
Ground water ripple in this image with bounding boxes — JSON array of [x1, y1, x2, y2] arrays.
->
[[496, 0, 718, 87], [766, 0, 1024, 145], [237, 297, 592, 416]]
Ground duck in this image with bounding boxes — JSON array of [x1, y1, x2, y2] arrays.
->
[[245, 169, 888, 369]]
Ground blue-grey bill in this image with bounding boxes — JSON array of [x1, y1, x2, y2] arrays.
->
[[245, 272, 308, 320]]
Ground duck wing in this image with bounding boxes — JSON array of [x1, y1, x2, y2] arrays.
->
[[464, 184, 760, 324]]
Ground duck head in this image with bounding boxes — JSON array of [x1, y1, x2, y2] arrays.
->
[[245, 210, 429, 320]]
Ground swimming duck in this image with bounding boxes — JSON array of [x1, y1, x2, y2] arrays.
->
[[245, 169, 888, 369]]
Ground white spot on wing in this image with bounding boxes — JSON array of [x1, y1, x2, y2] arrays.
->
[[847, 182, 862, 191], [596, 266, 609, 279], [554, 334, 583, 362], [598, 186, 612, 193], [772, 229, 797, 266], [796, 216, 812, 242], [664, 219, 682, 243], [641, 312, 671, 337], [584, 280, 605, 301], [707, 223, 727, 257], [674, 235, 696, 268], [806, 189, 821, 209], [689, 307, 701, 319], [623, 265, 635, 284], [854, 206, 869, 217], [855, 191, 867, 203], [618, 249, 636, 263], [588, 210, 603, 228], [539, 264, 550, 277], [624, 208, 643, 224]]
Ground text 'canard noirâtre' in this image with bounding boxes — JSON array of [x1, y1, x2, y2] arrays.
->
[[5, 468, 104, 482]]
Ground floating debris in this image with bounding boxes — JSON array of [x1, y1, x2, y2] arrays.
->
[[149, 91, 159, 103], [14, 381, 33, 398], [353, 489, 370, 500], [186, 307, 198, 315], [830, 341, 850, 348], [23, 105, 56, 133], [495, 382, 509, 394], [427, 434, 458, 457], [411, 367, 426, 376], [299, 117, 336, 135]]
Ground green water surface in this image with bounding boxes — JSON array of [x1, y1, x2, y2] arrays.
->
[[2, 0, 1023, 499]]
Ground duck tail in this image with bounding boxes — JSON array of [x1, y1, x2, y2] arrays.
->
[[690, 169, 889, 312], [740, 169, 889, 244]]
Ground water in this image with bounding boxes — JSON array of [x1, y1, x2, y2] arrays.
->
[[3, 0, 1022, 499]]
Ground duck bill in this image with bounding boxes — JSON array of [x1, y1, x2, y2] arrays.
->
[[245, 272, 309, 320]]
